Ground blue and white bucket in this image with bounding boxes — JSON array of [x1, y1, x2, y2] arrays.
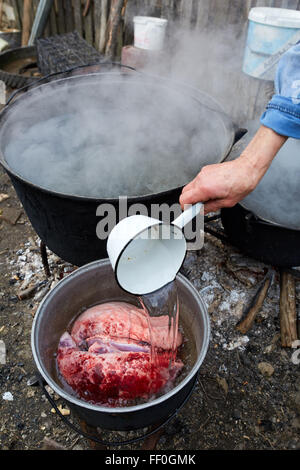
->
[[243, 7, 300, 81]]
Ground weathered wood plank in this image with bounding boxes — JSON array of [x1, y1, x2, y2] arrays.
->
[[94, 0, 101, 49], [44, 15, 51, 37], [195, 0, 210, 29], [208, 0, 230, 27], [179, 0, 193, 24], [123, 0, 137, 46], [83, 0, 94, 45], [73, 0, 83, 35], [49, 3, 58, 35], [56, 0, 66, 34], [226, 0, 250, 25], [11, 0, 21, 29], [161, 0, 175, 21], [64, 0, 74, 32]]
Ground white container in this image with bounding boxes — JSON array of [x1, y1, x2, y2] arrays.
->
[[243, 7, 300, 80], [133, 16, 167, 51], [107, 203, 202, 295]]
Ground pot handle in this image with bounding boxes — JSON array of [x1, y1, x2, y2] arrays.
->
[[37, 373, 197, 447], [5, 61, 137, 107], [233, 127, 248, 146]]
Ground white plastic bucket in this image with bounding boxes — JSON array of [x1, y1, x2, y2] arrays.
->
[[133, 16, 167, 51], [243, 7, 300, 80]]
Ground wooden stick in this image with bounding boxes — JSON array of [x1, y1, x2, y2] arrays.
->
[[236, 270, 274, 334], [279, 269, 298, 347], [99, 0, 108, 53], [21, 0, 32, 45], [105, 0, 125, 58], [17, 283, 39, 301], [83, 0, 91, 17], [42, 437, 68, 450]]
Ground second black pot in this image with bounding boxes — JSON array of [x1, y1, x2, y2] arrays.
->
[[221, 204, 300, 267]]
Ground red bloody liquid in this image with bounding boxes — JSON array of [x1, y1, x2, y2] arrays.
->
[[57, 301, 183, 407]]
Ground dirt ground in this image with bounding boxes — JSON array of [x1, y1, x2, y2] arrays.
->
[[0, 157, 299, 451]]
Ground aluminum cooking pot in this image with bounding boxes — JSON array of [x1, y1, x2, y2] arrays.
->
[[31, 259, 210, 431]]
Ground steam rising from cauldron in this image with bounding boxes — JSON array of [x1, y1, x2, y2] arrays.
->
[[2, 24, 260, 199], [2, 73, 227, 198]]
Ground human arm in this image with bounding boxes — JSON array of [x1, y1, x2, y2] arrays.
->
[[180, 42, 300, 214], [179, 125, 287, 214]]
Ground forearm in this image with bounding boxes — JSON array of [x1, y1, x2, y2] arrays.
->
[[238, 125, 287, 187], [179, 125, 287, 213]]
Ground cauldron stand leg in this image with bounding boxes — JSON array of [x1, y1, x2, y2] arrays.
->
[[141, 421, 165, 449], [77, 420, 166, 450], [40, 241, 50, 277], [79, 420, 108, 450]]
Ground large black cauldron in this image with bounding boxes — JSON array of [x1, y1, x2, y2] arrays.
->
[[0, 70, 242, 266]]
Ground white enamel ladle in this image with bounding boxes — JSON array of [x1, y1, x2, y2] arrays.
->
[[107, 203, 203, 295]]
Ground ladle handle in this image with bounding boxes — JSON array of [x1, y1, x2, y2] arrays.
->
[[173, 203, 203, 229]]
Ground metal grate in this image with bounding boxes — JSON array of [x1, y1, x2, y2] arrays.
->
[[36, 31, 105, 75]]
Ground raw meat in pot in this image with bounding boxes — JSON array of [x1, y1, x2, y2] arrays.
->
[[57, 302, 183, 406], [71, 301, 182, 350]]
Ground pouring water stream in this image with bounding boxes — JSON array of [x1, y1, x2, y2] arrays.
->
[[107, 203, 203, 369]]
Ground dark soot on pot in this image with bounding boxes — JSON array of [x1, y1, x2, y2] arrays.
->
[[2, 75, 224, 198]]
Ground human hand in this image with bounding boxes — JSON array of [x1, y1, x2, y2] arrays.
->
[[179, 125, 287, 214], [179, 157, 258, 214]]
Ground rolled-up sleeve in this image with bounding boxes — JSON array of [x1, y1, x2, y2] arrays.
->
[[260, 42, 300, 139]]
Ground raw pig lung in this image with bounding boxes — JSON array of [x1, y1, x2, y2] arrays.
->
[[57, 302, 183, 406], [71, 301, 182, 349]]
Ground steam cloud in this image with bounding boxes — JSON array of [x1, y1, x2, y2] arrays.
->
[[1, 23, 272, 199], [2, 69, 229, 198]]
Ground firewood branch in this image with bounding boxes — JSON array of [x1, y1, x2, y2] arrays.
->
[[236, 269, 274, 334], [279, 269, 298, 347]]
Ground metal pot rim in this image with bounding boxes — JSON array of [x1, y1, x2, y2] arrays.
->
[[31, 258, 210, 413]]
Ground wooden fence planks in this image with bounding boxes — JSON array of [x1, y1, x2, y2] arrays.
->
[[2, 0, 300, 58]]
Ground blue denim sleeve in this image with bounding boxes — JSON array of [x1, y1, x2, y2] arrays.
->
[[260, 42, 300, 138]]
